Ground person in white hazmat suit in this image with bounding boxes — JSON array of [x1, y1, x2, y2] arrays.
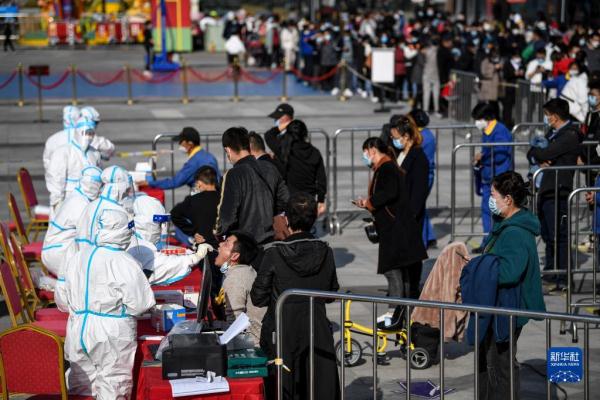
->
[[55, 208, 156, 399], [41, 166, 103, 277], [46, 115, 101, 213], [43, 105, 80, 174], [80, 106, 116, 161], [73, 165, 132, 251], [127, 195, 214, 285]]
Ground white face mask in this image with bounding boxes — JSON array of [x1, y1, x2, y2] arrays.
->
[[475, 119, 488, 131], [178, 145, 187, 153], [82, 134, 94, 149], [569, 70, 579, 77]]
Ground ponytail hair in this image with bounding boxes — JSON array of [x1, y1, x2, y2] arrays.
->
[[392, 115, 423, 146]]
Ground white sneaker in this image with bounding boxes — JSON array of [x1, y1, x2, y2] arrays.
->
[[331, 87, 340, 96], [343, 88, 353, 98], [360, 90, 368, 99], [371, 96, 379, 103], [433, 112, 443, 118]]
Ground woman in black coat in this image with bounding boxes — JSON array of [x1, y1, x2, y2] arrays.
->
[[354, 138, 427, 303], [389, 115, 430, 231], [251, 192, 340, 400]]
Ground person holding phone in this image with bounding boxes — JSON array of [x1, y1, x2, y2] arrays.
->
[[353, 137, 427, 320]]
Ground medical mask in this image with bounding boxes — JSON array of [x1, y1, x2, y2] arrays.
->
[[511, 29, 519, 36], [392, 138, 404, 150], [569, 70, 579, 77], [220, 258, 231, 274], [592, 41, 600, 49], [589, 95, 598, 108], [362, 152, 372, 167], [191, 188, 202, 196], [488, 196, 504, 216], [511, 57, 521, 64], [82, 135, 94, 149], [543, 114, 550, 126], [274, 119, 280, 127], [324, 34, 331, 41], [178, 145, 187, 153], [537, 58, 545, 64], [475, 119, 488, 131]]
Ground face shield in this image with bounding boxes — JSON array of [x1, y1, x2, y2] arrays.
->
[[78, 166, 103, 201], [74, 117, 96, 151], [132, 195, 168, 248]]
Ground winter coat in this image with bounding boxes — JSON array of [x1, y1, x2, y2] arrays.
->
[[264, 128, 327, 202], [366, 157, 428, 274], [399, 147, 430, 229], [410, 52, 425, 84], [251, 232, 340, 400], [320, 41, 339, 67], [527, 122, 581, 198], [479, 58, 500, 101], [482, 209, 546, 328], [214, 155, 289, 244], [479, 120, 513, 184]]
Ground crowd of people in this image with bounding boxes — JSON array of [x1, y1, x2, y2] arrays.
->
[[213, 8, 600, 117]]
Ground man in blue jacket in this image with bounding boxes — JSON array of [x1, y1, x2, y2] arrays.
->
[[143, 127, 220, 190]]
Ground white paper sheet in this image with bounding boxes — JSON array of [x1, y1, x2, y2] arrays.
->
[[219, 312, 250, 345], [170, 376, 229, 397]]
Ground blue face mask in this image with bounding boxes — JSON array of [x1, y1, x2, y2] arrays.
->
[[362, 152, 372, 167], [589, 95, 598, 108], [392, 138, 404, 150], [488, 196, 504, 216], [543, 114, 550, 126]]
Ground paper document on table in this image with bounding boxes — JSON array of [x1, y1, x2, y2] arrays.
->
[[170, 376, 229, 397], [219, 312, 250, 345]]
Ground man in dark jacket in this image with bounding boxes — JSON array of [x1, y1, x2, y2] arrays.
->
[[170, 166, 219, 248], [251, 192, 340, 400], [527, 98, 581, 290], [264, 103, 295, 175], [215, 127, 289, 247]]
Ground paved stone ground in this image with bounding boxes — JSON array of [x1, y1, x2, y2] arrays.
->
[[0, 49, 599, 400]]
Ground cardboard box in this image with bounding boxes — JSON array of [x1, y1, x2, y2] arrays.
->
[[154, 290, 184, 306], [151, 304, 186, 333]]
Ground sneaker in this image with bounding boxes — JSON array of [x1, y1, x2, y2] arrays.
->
[[343, 88, 353, 98], [433, 112, 443, 118], [371, 96, 379, 103], [360, 90, 368, 99], [376, 312, 394, 323], [331, 87, 340, 96]]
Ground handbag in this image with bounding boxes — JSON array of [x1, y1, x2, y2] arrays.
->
[[363, 217, 379, 244]]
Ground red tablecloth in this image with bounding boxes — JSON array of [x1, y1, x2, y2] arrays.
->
[[135, 340, 265, 400], [152, 268, 202, 293], [139, 187, 166, 205]]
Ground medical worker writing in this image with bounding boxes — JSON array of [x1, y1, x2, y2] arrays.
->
[[41, 166, 103, 276], [127, 195, 214, 285], [55, 208, 155, 399]]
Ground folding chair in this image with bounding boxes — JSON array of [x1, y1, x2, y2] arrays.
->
[[16, 167, 49, 241], [7, 193, 45, 269], [0, 261, 66, 336], [0, 325, 93, 400]]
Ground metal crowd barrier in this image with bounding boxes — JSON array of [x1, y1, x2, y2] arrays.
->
[[447, 70, 479, 122], [566, 187, 600, 342], [274, 289, 599, 400], [151, 128, 331, 219], [449, 141, 532, 242], [330, 124, 477, 235], [515, 80, 547, 125]]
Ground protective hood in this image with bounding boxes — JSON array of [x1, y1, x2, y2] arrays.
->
[[73, 116, 95, 150], [63, 105, 80, 130], [270, 237, 330, 277], [80, 106, 100, 126], [100, 166, 132, 205], [291, 141, 322, 167], [132, 195, 165, 245], [77, 166, 103, 201], [94, 208, 132, 249]]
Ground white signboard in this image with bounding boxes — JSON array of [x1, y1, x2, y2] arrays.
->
[[371, 48, 395, 84]]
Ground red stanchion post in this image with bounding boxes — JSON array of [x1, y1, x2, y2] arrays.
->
[[181, 57, 189, 104], [17, 63, 24, 107], [231, 56, 240, 103], [70, 64, 78, 106], [125, 64, 133, 105]]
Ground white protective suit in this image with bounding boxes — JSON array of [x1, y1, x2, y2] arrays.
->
[[80, 106, 116, 160], [46, 116, 101, 211], [560, 73, 589, 123], [41, 166, 103, 276], [55, 208, 155, 399], [43, 105, 80, 174], [74, 165, 132, 251], [126, 195, 213, 286]]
